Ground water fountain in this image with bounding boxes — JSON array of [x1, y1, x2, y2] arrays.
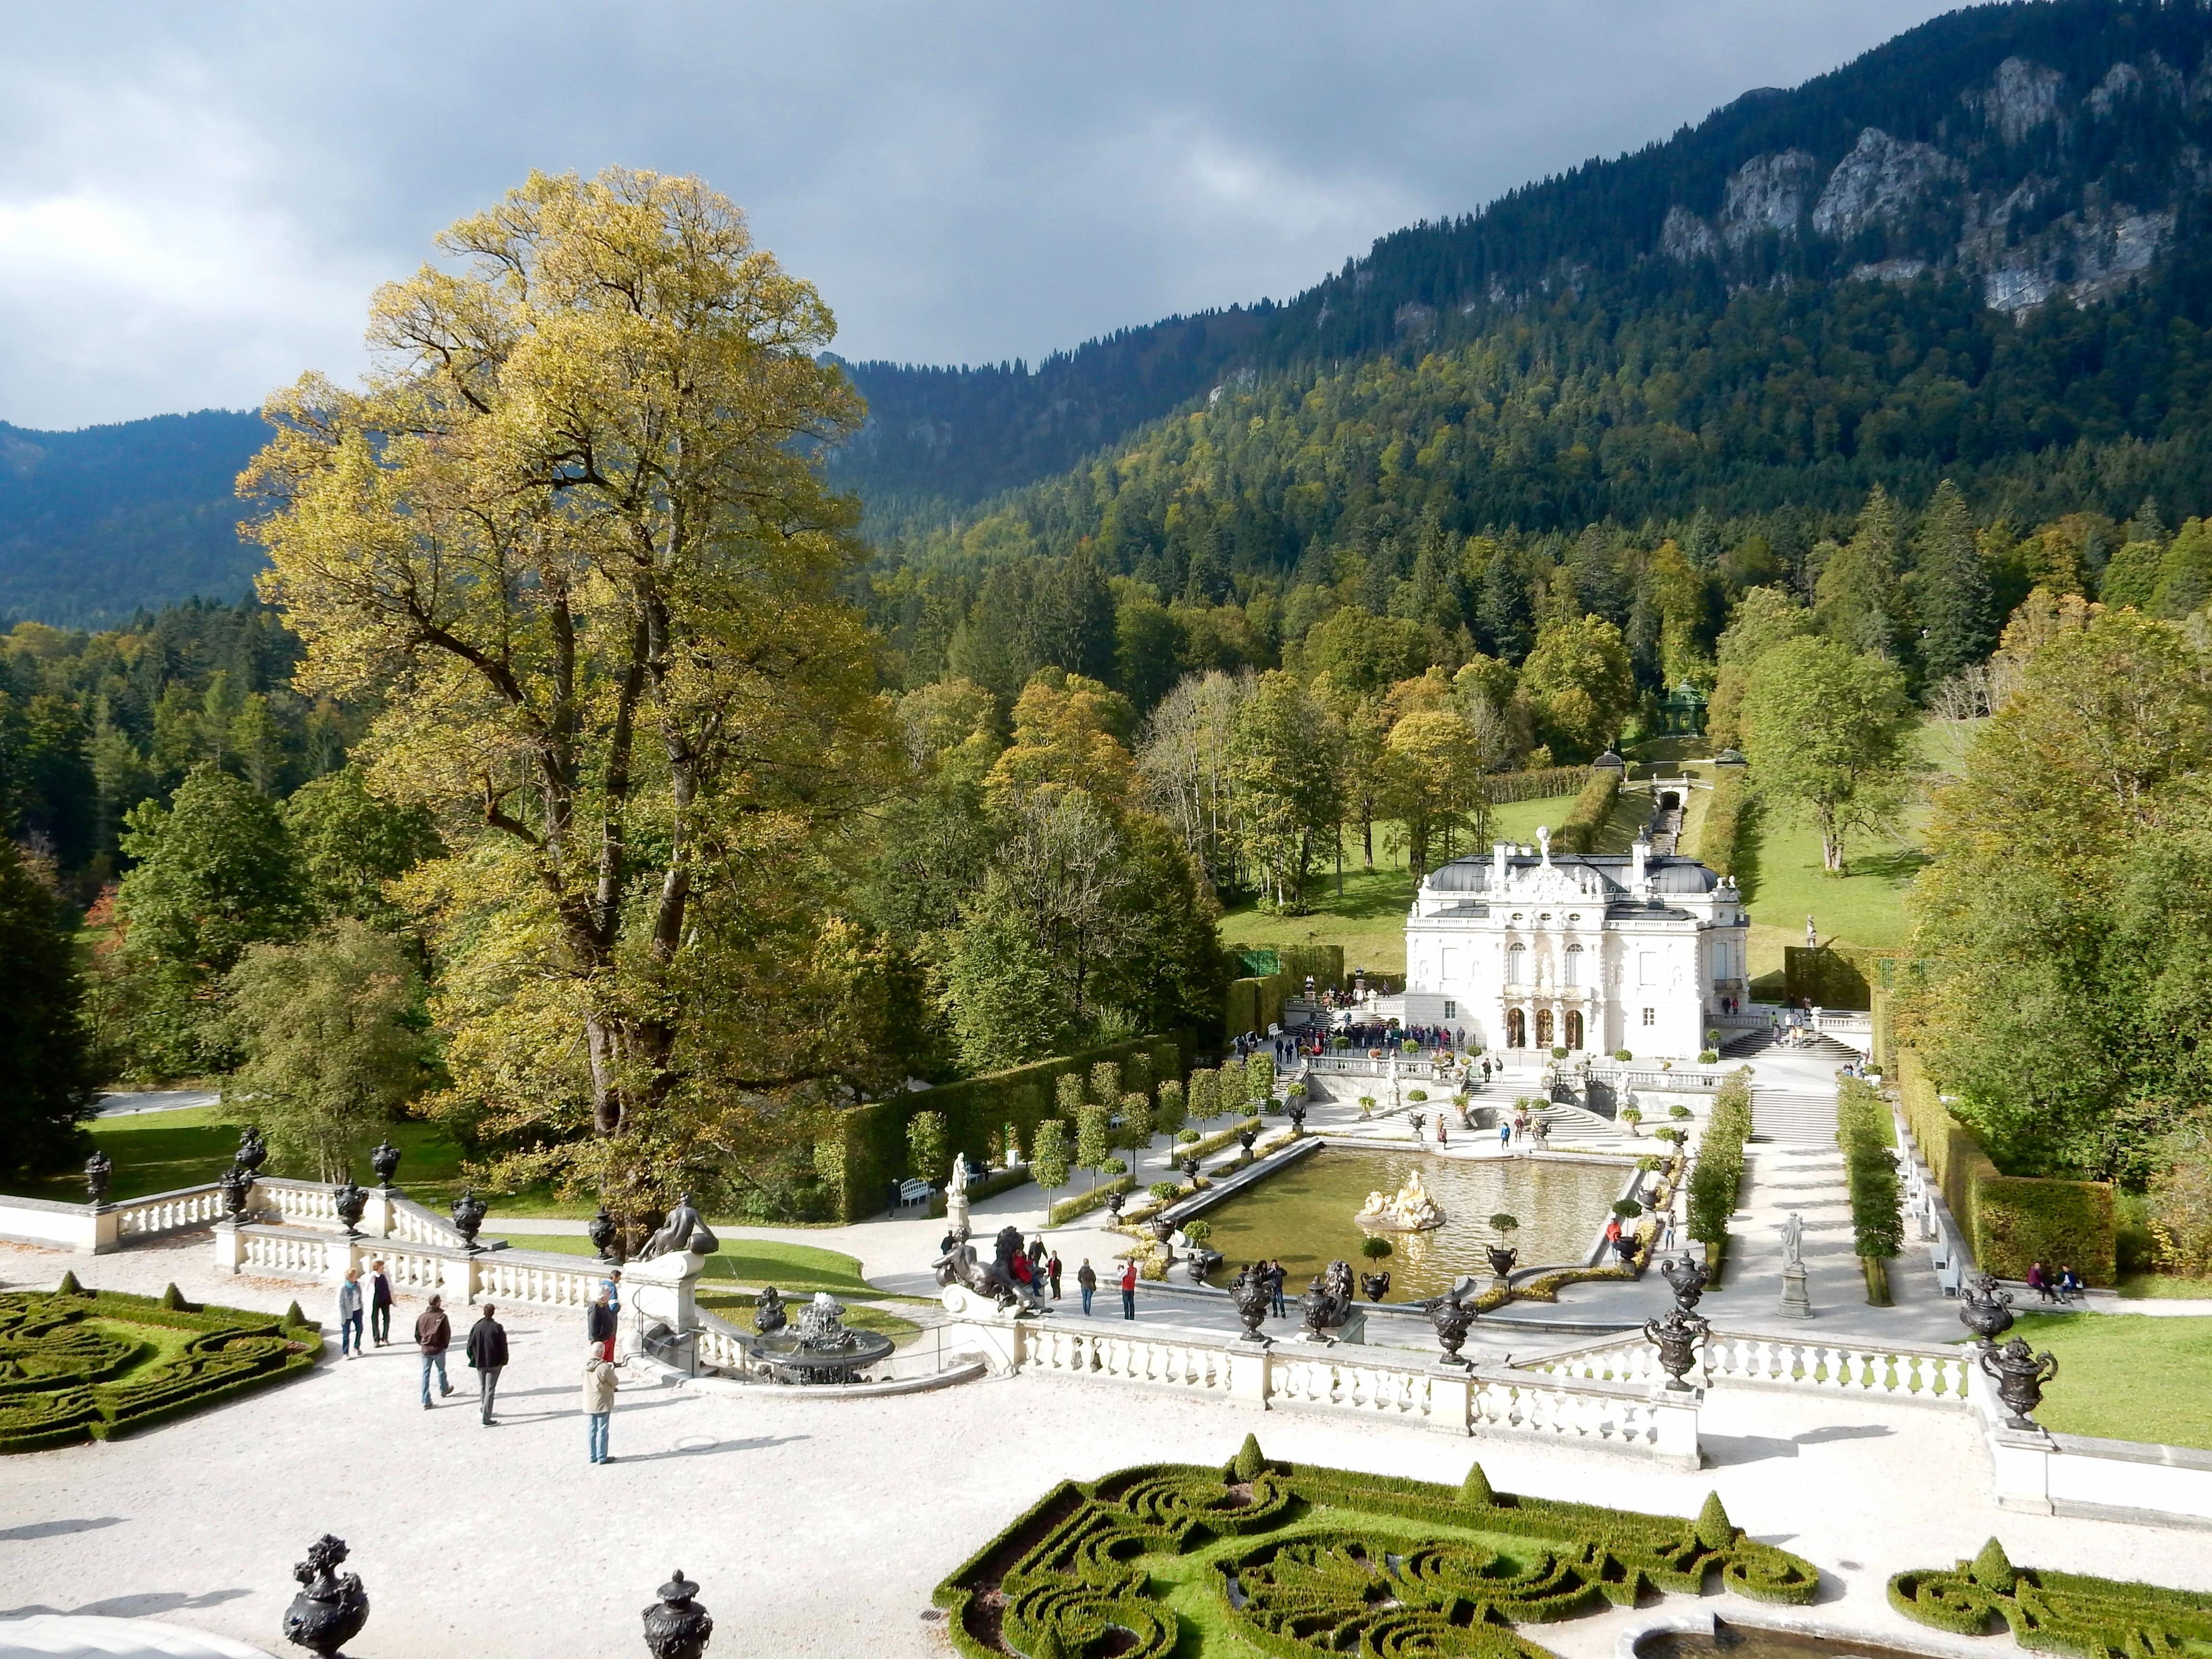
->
[[747, 1292, 894, 1385], [1355, 1168, 1445, 1232]]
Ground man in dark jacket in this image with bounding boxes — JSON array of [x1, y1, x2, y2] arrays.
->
[[586, 1287, 618, 1361], [369, 1260, 394, 1346], [415, 1294, 454, 1410], [466, 1304, 509, 1425]]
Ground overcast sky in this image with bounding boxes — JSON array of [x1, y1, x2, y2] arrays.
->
[[0, 1, 1959, 431]]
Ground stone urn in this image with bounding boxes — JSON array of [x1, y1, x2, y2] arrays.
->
[[368, 1138, 401, 1190], [450, 1188, 488, 1252], [218, 1162, 253, 1225], [1287, 1101, 1307, 1135], [1237, 1127, 1259, 1159], [1360, 1270, 1391, 1302], [84, 1150, 113, 1205], [1232, 1267, 1272, 1342], [1106, 1188, 1125, 1221], [1980, 1335, 2058, 1429], [281, 1534, 368, 1658], [1180, 1155, 1202, 1184], [1660, 1255, 1709, 1313], [1484, 1243, 1518, 1288], [332, 1177, 367, 1239], [588, 1205, 619, 1262], [1149, 1214, 1177, 1266], [1427, 1291, 1474, 1366], [641, 1569, 713, 1659], [1183, 1246, 1223, 1285], [1959, 1272, 2016, 1346], [1641, 1305, 1710, 1392], [234, 1125, 269, 1180]]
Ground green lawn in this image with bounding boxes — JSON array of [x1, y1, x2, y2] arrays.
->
[[480, 1232, 879, 1297], [2119, 1273, 2212, 1300], [14, 1107, 480, 1209], [1997, 1313, 2212, 1450]]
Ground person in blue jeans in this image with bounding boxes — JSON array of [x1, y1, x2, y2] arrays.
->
[[582, 1353, 618, 1464], [336, 1269, 365, 1358], [1076, 1259, 1096, 1315], [1119, 1259, 1138, 1319], [415, 1295, 454, 1407]]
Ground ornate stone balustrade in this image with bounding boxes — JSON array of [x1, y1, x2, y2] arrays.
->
[[1524, 1329, 1972, 1406], [112, 1184, 230, 1242], [1586, 1066, 1726, 1094], [252, 1179, 345, 1230], [215, 1222, 612, 1315], [385, 1196, 469, 1249], [948, 1313, 1697, 1466]]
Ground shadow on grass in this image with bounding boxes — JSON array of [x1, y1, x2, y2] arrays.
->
[[1844, 847, 1932, 884], [1733, 801, 1765, 904]]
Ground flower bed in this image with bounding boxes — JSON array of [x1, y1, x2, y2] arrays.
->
[[936, 1440, 1819, 1659], [0, 1283, 322, 1454]]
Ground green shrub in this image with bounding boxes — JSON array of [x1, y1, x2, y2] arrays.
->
[[1359, 1237, 1393, 1260], [1149, 1180, 1182, 1202], [1889, 1545, 2212, 1658], [1697, 770, 1748, 875], [1030, 1119, 1070, 1191], [1557, 768, 1621, 854], [1698, 1049, 1719, 1064], [1614, 1049, 1633, 1062], [906, 1110, 949, 1186]]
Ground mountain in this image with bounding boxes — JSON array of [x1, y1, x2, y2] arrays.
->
[[836, 0, 2212, 538], [13, 2, 2212, 624], [0, 411, 268, 629]]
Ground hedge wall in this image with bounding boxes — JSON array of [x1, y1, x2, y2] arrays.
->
[[1897, 1048, 2116, 1284], [1484, 765, 1594, 805], [825, 1031, 1192, 1223], [1695, 771, 1747, 876], [1556, 769, 1621, 855], [1224, 974, 1288, 1039]]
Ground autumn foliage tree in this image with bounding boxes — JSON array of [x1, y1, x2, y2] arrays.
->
[[240, 169, 892, 1218]]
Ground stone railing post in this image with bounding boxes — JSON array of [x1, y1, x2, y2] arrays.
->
[[441, 1252, 480, 1309], [361, 1189, 396, 1239], [1426, 1363, 1473, 1434], [622, 1248, 703, 1354], [1648, 1386, 1702, 1469], [213, 1218, 246, 1274], [1229, 1344, 1272, 1407]]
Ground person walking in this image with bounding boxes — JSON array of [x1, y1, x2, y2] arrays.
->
[[1119, 1258, 1138, 1320], [368, 1260, 393, 1346], [587, 1286, 618, 1361], [415, 1294, 453, 1408], [466, 1303, 509, 1425], [1046, 1250, 1063, 1301], [582, 1349, 619, 1464], [336, 1269, 365, 1359], [1076, 1258, 1096, 1316]]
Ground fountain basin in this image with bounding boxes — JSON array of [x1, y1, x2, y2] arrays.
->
[[747, 1330, 895, 1384]]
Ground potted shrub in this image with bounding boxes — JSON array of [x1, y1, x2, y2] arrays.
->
[[1669, 1104, 1692, 1121], [1613, 1048, 1633, 1063], [1359, 1236, 1393, 1261], [1698, 1049, 1719, 1064], [1485, 1213, 1520, 1285], [1177, 1128, 1201, 1144], [1357, 1094, 1377, 1120], [1407, 1089, 1429, 1104], [1551, 1046, 1569, 1060], [1149, 1179, 1183, 1203], [1620, 1106, 1643, 1135], [1179, 1219, 1221, 1283]]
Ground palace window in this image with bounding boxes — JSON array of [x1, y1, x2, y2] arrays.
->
[[1507, 944, 1527, 985], [1564, 944, 1584, 986], [1641, 1007, 1656, 1027]]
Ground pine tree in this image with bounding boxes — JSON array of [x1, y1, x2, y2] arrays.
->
[[0, 838, 97, 1177], [1914, 480, 1996, 683]]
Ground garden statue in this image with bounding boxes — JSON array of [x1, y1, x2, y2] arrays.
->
[[332, 1176, 367, 1238], [935, 1224, 1045, 1313], [753, 1285, 787, 1336], [1426, 1287, 1475, 1365], [1356, 1169, 1446, 1232], [1299, 1260, 1356, 1343], [1780, 1212, 1803, 1267], [281, 1534, 368, 1658], [234, 1125, 269, 1180], [1642, 1304, 1710, 1392], [638, 1192, 719, 1262], [588, 1204, 619, 1262], [1980, 1335, 2059, 1429], [449, 1188, 487, 1252], [368, 1138, 401, 1189], [641, 1569, 713, 1659], [1959, 1272, 2015, 1346], [1360, 1270, 1391, 1302], [1231, 1263, 1272, 1342], [218, 1161, 252, 1225], [1660, 1255, 1709, 1313], [1778, 1209, 1812, 1318], [945, 1152, 971, 1241], [84, 1149, 112, 1205]]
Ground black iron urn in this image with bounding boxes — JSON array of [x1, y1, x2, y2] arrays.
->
[[1980, 1335, 2058, 1429], [1427, 1291, 1475, 1365], [1959, 1272, 2016, 1346], [281, 1534, 368, 1658], [1641, 1305, 1710, 1392], [1660, 1255, 1709, 1313], [1232, 1267, 1272, 1342], [642, 1568, 713, 1659], [589, 1204, 619, 1262], [1237, 1126, 1259, 1158], [1360, 1270, 1391, 1302], [1287, 1101, 1307, 1135], [450, 1187, 487, 1252], [332, 1177, 367, 1239], [368, 1137, 401, 1189], [1484, 1243, 1518, 1285], [84, 1149, 113, 1205]]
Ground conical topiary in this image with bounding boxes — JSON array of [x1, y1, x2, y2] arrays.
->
[[1232, 1433, 1267, 1481], [159, 1282, 188, 1310], [1460, 1463, 1495, 1506], [1694, 1492, 1735, 1551], [282, 1301, 307, 1330], [56, 1270, 84, 1296], [1969, 1536, 2016, 1596]]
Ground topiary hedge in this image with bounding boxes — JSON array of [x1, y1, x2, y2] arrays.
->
[[0, 1286, 322, 1454], [1889, 1538, 2212, 1658], [1897, 1049, 2116, 1284], [1555, 769, 1621, 855], [935, 1448, 1819, 1659], [1695, 770, 1748, 876]]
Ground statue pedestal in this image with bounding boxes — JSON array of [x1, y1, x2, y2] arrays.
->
[[1779, 1262, 1813, 1319], [623, 1248, 705, 1354], [945, 1190, 970, 1240]]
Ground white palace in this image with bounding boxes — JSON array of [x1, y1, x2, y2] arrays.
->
[[1394, 827, 1749, 1059]]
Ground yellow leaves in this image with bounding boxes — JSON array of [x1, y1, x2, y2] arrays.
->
[[985, 669, 1136, 804]]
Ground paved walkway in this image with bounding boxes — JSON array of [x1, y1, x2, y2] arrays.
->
[[94, 1091, 220, 1119], [2, 1240, 2207, 1659]]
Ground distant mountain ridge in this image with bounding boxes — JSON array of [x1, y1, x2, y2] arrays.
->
[[13, 1, 2212, 623]]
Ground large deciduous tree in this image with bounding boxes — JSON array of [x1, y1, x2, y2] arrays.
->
[[1740, 637, 1910, 873], [240, 170, 890, 1204], [1230, 671, 1343, 909]]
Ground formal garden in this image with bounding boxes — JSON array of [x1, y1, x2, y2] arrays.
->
[[0, 1279, 321, 1454]]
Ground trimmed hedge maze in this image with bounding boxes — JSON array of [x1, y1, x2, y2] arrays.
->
[[936, 1436, 1819, 1659], [1890, 1538, 2212, 1659], [0, 1284, 322, 1453]]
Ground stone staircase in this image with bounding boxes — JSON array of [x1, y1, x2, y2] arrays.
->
[[1749, 1088, 1839, 1144], [1721, 1026, 1860, 1062], [1536, 1099, 1621, 1140]]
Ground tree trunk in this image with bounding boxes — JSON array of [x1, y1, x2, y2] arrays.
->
[[1861, 1255, 1892, 1307]]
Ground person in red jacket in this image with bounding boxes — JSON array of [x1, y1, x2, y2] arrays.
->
[[1119, 1258, 1138, 1320]]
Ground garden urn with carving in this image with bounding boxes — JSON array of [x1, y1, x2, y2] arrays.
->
[[281, 1534, 368, 1658]]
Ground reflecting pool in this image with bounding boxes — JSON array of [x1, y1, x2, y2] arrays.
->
[[1638, 1621, 1941, 1659], [1193, 1144, 1634, 1302]]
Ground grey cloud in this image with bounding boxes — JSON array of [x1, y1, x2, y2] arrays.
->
[[0, 1, 1955, 428]]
